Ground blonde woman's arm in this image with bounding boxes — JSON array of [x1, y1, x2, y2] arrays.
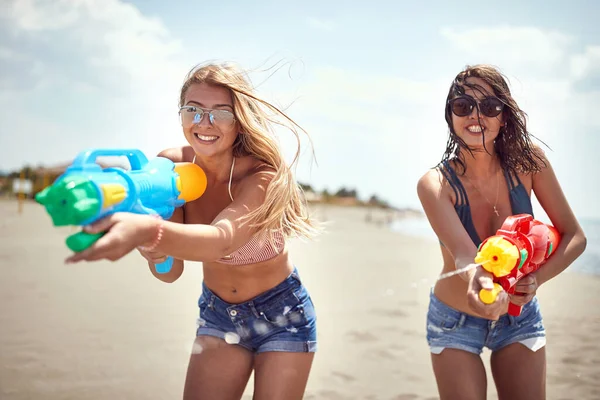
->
[[65, 170, 277, 264], [151, 169, 276, 262]]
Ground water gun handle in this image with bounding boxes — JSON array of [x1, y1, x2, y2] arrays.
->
[[155, 257, 174, 274], [70, 149, 149, 170], [508, 302, 522, 316], [66, 231, 104, 252], [479, 283, 503, 304], [479, 285, 523, 316]]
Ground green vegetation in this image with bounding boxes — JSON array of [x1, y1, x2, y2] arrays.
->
[[299, 182, 392, 209]]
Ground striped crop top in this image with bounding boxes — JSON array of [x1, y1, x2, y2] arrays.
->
[[193, 155, 286, 265], [217, 229, 286, 265], [439, 160, 534, 247]]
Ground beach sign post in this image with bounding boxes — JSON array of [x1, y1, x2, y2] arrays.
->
[[12, 171, 32, 215]]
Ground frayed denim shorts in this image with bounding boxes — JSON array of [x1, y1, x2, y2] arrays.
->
[[196, 267, 317, 354], [426, 290, 546, 355]]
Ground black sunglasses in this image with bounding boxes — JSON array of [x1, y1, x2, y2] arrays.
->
[[449, 95, 504, 118]]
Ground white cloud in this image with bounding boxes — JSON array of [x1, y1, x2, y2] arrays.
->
[[8, 0, 81, 31], [441, 26, 573, 79], [6, 0, 185, 86], [0, 46, 21, 59], [571, 45, 600, 81], [440, 26, 575, 83], [306, 17, 336, 32], [0, 0, 192, 168]]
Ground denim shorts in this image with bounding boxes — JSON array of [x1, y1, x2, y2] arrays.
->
[[196, 267, 317, 353], [426, 290, 546, 355]]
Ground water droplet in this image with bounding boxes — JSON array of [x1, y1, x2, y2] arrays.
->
[[191, 342, 203, 354], [275, 314, 288, 327], [236, 325, 251, 339], [253, 320, 270, 335], [289, 311, 303, 324], [224, 332, 241, 344]]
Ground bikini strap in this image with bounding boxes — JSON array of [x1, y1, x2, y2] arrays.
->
[[439, 160, 468, 207], [511, 168, 524, 188], [503, 167, 523, 191], [191, 154, 235, 202], [228, 157, 235, 202]]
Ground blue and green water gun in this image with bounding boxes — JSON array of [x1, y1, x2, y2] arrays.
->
[[35, 149, 207, 273]]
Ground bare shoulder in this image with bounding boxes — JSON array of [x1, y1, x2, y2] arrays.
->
[[238, 157, 277, 190], [417, 167, 445, 197], [227, 158, 278, 205], [156, 146, 194, 163], [517, 143, 552, 189], [532, 143, 551, 169]]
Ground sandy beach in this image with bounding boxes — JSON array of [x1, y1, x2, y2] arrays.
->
[[0, 199, 598, 399]]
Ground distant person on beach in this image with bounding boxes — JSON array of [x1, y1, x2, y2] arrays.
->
[[65, 61, 319, 400], [416, 64, 587, 400]]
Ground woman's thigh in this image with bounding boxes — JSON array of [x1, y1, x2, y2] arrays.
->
[[183, 336, 254, 400]]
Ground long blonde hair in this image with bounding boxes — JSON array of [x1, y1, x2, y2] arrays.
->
[[179, 61, 320, 240]]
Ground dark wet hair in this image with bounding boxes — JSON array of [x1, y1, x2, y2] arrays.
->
[[440, 64, 546, 175]]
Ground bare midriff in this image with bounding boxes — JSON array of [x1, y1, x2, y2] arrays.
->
[[202, 251, 294, 303]]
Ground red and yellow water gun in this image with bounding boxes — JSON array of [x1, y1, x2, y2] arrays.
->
[[476, 214, 561, 316]]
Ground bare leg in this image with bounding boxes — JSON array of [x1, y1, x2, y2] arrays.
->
[[252, 352, 315, 400], [183, 336, 254, 400], [431, 349, 488, 400], [491, 343, 546, 400]]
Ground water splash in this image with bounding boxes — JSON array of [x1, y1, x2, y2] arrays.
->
[[224, 332, 241, 344], [436, 263, 481, 281], [235, 325, 251, 340], [274, 314, 288, 327], [191, 341, 203, 355], [253, 320, 271, 335], [288, 311, 303, 324]]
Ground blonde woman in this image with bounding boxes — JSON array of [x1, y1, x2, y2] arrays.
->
[[66, 62, 320, 399]]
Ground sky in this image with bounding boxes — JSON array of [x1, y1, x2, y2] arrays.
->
[[1, 0, 599, 219]]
